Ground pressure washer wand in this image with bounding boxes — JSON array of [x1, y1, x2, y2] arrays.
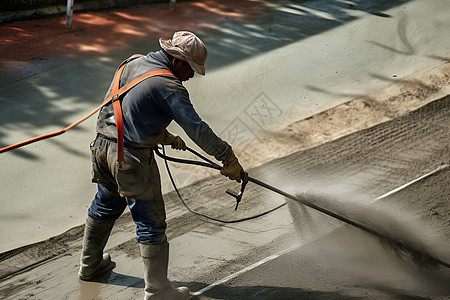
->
[[155, 145, 391, 238], [249, 176, 380, 236], [155, 146, 450, 269], [227, 171, 381, 235]]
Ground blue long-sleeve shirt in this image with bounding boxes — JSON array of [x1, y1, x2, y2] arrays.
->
[[96, 50, 231, 162]]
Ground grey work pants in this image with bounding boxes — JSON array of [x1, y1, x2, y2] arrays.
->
[[87, 135, 167, 244]]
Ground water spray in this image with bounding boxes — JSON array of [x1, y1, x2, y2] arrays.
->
[[155, 146, 450, 270]]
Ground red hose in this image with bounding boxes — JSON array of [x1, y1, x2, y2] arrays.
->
[[0, 99, 108, 154]]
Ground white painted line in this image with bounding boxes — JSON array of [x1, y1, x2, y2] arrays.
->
[[375, 164, 449, 200], [191, 245, 299, 296], [193, 164, 449, 296]]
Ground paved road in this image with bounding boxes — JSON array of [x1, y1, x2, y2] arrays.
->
[[1, 0, 449, 254]]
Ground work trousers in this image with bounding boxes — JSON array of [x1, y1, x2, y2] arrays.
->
[[87, 135, 167, 244]]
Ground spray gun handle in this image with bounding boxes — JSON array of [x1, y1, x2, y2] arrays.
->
[[226, 189, 239, 198], [225, 171, 249, 210]]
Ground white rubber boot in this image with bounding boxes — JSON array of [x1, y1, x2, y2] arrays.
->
[[140, 241, 190, 300], [78, 216, 115, 280]]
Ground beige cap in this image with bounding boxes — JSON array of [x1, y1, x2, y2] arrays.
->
[[159, 31, 208, 75]]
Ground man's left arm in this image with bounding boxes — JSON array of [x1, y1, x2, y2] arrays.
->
[[163, 92, 244, 181], [164, 92, 231, 161]]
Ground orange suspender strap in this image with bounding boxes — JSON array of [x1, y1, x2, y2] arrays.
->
[[108, 57, 175, 166]]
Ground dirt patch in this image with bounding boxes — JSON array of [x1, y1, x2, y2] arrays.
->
[[238, 62, 450, 169], [0, 1, 267, 62], [0, 0, 272, 85]]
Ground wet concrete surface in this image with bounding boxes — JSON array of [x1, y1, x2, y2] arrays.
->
[[1, 94, 448, 299], [0, 0, 450, 299], [1, 0, 450, 254]]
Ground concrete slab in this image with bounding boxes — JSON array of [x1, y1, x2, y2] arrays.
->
[[0, 0, 449, 257], [1, 94, 448, 299]]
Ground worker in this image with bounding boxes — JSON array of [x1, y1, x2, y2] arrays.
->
[[78, 31, 244, 299]]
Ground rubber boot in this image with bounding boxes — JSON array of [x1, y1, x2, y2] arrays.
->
[[78, 216, 115, 280], [140, 241, 190, 300]]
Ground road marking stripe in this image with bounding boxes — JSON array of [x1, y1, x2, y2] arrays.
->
[[374, 164, 449, 200], [191, 245, 299, 296]]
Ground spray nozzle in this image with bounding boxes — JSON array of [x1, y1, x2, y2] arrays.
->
[[226, 171, 249, 210]]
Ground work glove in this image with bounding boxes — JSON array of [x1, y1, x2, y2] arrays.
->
[[160, 131, 187, 151], [221, 151, 244, 183]]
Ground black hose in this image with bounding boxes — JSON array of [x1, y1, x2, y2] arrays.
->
[[160, 145, 222, 171], [157, 146, 286, 224]]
